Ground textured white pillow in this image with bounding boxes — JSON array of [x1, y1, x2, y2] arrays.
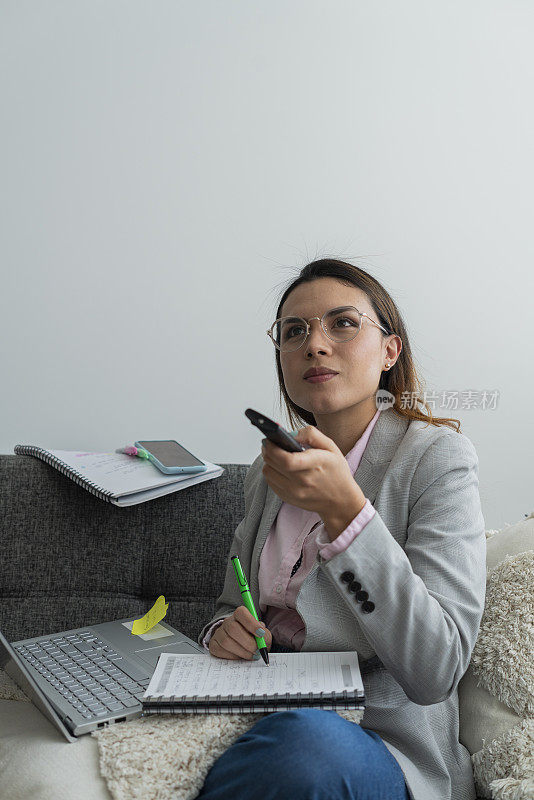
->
[[457, 513, 534, 800]]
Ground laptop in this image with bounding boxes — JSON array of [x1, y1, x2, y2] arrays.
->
[[0, 617, 206, 742]]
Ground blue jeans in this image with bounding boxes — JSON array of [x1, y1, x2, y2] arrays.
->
[[195, 709, 410, 800], [196, 646, 410, 800]]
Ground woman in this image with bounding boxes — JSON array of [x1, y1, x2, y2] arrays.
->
[[196, 259, 486, 800]]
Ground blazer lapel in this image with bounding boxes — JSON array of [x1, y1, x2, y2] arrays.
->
[[353, 407, 410, 504], [250, 490, 283, 601]]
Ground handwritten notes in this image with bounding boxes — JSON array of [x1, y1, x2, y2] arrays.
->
[[131, 595, 169, 636], [145, 651, 363, 699]]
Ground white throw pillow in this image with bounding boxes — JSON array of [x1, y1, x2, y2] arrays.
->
[[457, 512, 534, 800]]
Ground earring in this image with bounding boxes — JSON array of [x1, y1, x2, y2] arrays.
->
[[385, 363, 391, 369]]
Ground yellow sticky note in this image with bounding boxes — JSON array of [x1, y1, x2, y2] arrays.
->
[[131, 595, 169, 636]]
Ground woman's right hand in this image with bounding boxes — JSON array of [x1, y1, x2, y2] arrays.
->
[[208, 605, 273, 660]]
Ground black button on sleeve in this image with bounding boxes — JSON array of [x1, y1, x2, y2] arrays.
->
[[355, 590, 369, 602], [362, 600, 375, 613], [348, 580, 362, 593], [340, 571, 354, 583]]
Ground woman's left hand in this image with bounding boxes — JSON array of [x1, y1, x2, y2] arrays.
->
[[261, 426, 364, 520]]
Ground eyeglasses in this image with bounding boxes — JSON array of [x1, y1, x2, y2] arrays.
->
[[266, 306, 391, 353]]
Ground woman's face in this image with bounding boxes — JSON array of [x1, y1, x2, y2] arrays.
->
[[278, 277, 398, 422]]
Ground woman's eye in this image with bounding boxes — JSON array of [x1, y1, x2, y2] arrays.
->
[[287, 326, 304, 337]]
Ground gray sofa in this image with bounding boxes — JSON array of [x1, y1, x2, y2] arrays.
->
[[1, 453, 492, 800], [0, 454, 247, 646]]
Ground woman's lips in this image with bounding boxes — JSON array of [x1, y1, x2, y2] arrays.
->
[[304, 373, 338, 383]]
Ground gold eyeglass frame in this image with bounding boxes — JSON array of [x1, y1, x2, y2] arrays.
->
[[266, 306, 391, 352]]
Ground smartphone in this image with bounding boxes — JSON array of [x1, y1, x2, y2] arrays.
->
[[134, 440, 208, 475], [244, 408, 312, 453]]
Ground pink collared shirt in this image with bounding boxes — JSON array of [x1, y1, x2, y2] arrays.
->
[[202, 408, 381, 653]]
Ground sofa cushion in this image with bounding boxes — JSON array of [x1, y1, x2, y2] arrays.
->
[[0, 456, 248, 644], [0, 700, 111, 800], [0, 677, 363, 800]]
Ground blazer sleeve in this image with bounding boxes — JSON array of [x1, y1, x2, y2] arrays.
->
[[197, 455, 263, 647], [318, 431, 487, 706]]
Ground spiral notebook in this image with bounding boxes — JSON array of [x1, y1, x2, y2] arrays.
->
[[13, 445, 224, 507], [141, 651, 365, 715]]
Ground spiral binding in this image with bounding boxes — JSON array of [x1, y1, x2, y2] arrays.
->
[[14, 445, 115, 504], [141, 688, 364, 715]]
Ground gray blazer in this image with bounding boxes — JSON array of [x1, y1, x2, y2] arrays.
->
[[198, 407, 486, 800]]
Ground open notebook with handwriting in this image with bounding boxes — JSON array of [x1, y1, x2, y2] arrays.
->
[[13, 446, 223, 506], [141, 651, 365, 715]]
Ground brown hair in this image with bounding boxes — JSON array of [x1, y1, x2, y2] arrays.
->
[[271, 258, 461, 433]]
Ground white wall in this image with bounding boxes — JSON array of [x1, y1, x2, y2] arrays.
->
[[1, 0, 532, 529]]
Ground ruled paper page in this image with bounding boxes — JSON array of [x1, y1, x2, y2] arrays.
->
[[144, 652, 363, 699], [46, 449, 220, 495]]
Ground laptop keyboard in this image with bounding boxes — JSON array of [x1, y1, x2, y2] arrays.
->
[[14, 630, 150, 721]]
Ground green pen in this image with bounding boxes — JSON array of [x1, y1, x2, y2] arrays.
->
[[231, 555, 269, 666]]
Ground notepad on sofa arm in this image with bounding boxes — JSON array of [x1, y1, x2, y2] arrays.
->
[[13, 446, 224, 507], [141, 651, 365, 715]]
